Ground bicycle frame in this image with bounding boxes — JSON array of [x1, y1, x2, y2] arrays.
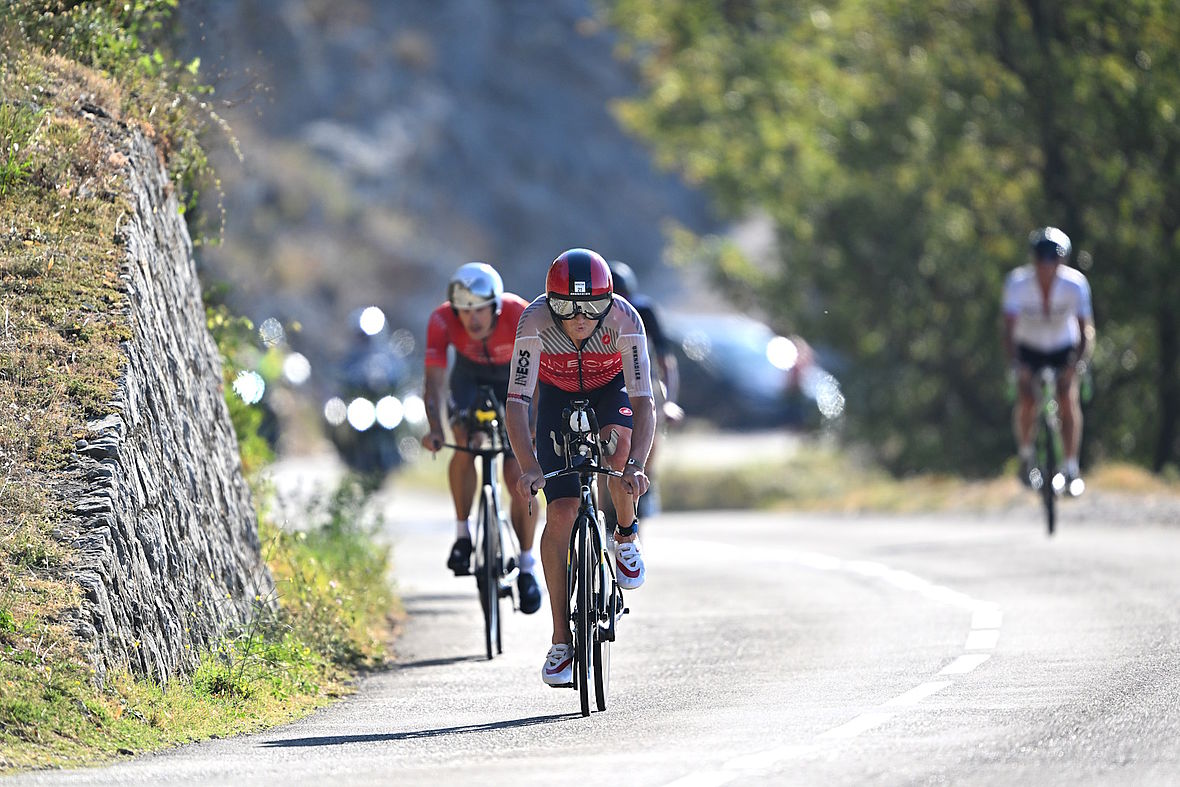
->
[[446, 386, 520, 657], [541, 400, 626, 714]]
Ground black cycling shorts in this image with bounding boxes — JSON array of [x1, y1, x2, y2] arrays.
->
[[1017, 344, 1077, 373], [537, 372, 633, 502], [447, 356, 510, 425]]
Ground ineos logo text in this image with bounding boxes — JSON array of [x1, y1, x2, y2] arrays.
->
[[514, 349, 532, 386]]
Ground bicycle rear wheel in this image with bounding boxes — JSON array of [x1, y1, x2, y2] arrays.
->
[[1038, 414, 1057, 536], [593, 525, 611, 712], [572, 514, 593, 717], [477, 487, 501, 659]]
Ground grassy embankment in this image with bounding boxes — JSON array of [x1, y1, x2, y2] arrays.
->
[[1, 8, 395, 772]]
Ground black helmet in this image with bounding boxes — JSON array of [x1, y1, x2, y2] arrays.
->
[[607, 260, 638, 301], [1028, 227, 1072, 260]]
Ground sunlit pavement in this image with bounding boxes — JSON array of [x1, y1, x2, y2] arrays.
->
[[11, 455, 1180, 786]]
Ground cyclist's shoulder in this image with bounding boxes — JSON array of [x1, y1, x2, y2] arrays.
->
[[608, 294, 645, 334], [1057, 265, 1090, 288], [516, 295, 550, 332], [502, 292, 531, 313], [427, 301, 455, 328], [1004, 264, 1035, 285]]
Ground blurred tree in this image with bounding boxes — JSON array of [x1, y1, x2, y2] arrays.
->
[[609, 0, 1179, 474]]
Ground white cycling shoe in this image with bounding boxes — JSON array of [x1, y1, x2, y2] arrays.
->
[[541, 643, 574, 687], [615, 538, 646, 590]]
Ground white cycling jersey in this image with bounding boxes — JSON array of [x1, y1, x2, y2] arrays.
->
[[1003, 264, 1093, 352]]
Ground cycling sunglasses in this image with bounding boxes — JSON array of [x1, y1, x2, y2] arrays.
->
[[548, 293, 613, 320]]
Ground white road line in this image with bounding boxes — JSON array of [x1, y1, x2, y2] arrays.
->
[[657, 538, 1003, 787], [939, 653, 992, 675], [972, 606, 1003, 630], [818, 711, 896, 740], [965, 629, 1001, 651], [884, 680, 953, 707]]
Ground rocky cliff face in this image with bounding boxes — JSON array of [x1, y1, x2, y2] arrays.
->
[[177, 0, 716, 378], [68, 129, 273, 684]]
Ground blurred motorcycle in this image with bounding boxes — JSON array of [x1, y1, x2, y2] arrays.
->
[[321, 306, 427, 479]]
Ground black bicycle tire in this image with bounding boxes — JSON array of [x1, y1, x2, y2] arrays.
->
[[1040, 413, 1056, 536], [479, 487, 499, 660], [593, 524, 610, 712], [576, 514, 593, 717]]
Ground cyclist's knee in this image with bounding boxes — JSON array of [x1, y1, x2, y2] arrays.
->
[[603, 428, 632, 470]]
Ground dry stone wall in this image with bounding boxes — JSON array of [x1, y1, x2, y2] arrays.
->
[[69, 128, 273, 684]]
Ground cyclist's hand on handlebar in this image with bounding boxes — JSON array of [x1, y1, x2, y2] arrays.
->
[[622, 465, 650, 498], [517, 467, 545, 500], [421, 430, 444, 453]]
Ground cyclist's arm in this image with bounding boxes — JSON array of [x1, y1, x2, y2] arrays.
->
[[422, 365, 448, 437], [1003, 313, 1018, 366], [1076, 276, 1095, 366], [505, 332, 543, 474], [616, 330, 656, 466]]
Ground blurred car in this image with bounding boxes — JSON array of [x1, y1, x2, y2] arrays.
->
[[663, 312, 844, 430]]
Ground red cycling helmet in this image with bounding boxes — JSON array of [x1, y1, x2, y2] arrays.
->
[[546, 248, 614, 320]]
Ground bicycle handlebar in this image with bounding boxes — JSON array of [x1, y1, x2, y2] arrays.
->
[[443, 442, 507, 458], [542, 464, 624, 482]]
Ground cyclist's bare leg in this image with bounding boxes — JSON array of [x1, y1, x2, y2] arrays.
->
[[602, 425, 638, 542], [1014, 367, 1037, 450], [502, 456, 537, 551], [1057, 368, 1082, 464], [540, 497, 578, 644], [448, 423, 477, 524]]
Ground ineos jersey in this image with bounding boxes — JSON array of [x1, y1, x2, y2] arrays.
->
[[1002, 265, 1093, 352], [506, 295, 653, 402], [424, 293, 529, 369]]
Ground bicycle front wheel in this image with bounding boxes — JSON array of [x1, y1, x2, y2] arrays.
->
[[573, 514, 593, 717], [593, 526, 611, 712], [1038, 413, 1057, 536], [477, 487, 501, 659]]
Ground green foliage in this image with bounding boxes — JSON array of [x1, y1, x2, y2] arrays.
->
[[0, 102, 43, 195], [1, 477, 394, 771], [2, 0, 223, 242], [611, 0, 1180, 474]]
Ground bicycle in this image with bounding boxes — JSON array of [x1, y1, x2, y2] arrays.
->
[[1026, 367, 1086, 536], [539, 400, 629, 717], [445, 385, 520, 659]]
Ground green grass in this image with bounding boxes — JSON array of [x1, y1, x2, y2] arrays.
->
[[657, 438, 1180, 514], [1, 476, 396, 772]]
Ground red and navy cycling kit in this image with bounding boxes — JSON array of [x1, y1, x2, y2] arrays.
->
[[425, 292, 529, 418], [506, 294, 653, 500]]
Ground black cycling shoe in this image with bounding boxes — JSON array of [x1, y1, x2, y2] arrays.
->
[[1017, 457, 1035, 488], [517, 572, 542, 614], [447, 537, 473, 576]]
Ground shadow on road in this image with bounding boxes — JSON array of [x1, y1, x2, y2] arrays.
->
[[260, 713, 580, 747], [395, 654, 486, 670]]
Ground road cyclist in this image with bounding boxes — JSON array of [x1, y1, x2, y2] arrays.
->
[[1002, 227, 1095, 493], [607, 260, 684, 519], [421, 262, 542, 613], [504, 248, 655, 688]]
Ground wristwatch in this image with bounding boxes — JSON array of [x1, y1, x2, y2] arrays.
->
[[625, 457, 645, 471]]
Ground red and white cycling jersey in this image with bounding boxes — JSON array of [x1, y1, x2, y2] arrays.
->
[[424, 293, 530, 369], [506, 294, 653, 401], [1002, 264, 1093, 352]]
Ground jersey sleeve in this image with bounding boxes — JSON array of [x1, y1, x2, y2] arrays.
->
[[1076, 275, 1094, 321], [505, 298, 545, 404], [613, 297, 654, 399], [1001, 270, 1021, 316], [424, 306, 451, 368]]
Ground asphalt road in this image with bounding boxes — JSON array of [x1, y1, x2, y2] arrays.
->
[[12, 480, 1180, 786]]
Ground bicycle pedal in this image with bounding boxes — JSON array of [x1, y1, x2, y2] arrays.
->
[[622, 607, 630, 615]]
